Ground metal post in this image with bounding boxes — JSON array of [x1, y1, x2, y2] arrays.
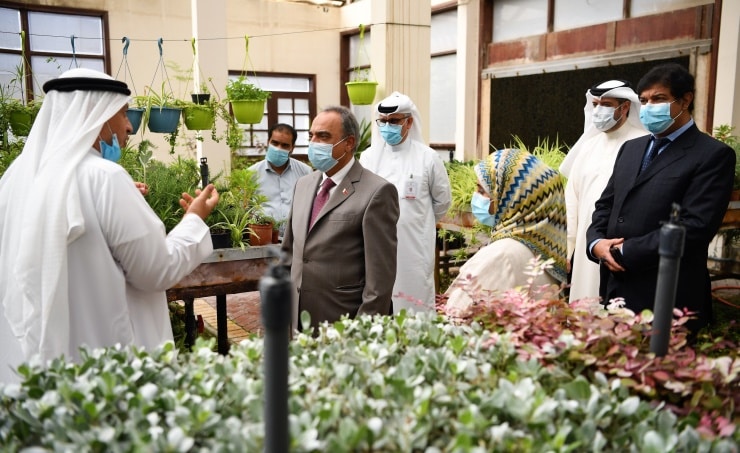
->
[[216, 294, 229, 355], [183, 297, 195, 350], [200, 157, 209, 188], [260, 262, 292, 452], [650, 203, 685, 356]]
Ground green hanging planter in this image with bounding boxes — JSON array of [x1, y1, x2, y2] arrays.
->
[[230, 99, 265, 124], [8, 110, 36, 136], [345, 81, 378, 106], [183, 105, 215, 131]]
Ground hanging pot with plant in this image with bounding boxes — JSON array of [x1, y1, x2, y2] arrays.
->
[[226, 36, 271, 124], [126, 108, 145, 134], [345, 24, 378, 106], [182, 103, 215, 131], [7, 101, 41, 137], [226, 75, 270, 124]]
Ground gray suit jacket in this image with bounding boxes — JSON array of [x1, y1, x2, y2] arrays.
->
[[281, 160, 400, 331]]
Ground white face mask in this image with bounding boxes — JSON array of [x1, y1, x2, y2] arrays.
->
[[591, 105, 621, 132]]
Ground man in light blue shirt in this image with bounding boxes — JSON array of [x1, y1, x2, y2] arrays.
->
[[249, 123, 312, 236]]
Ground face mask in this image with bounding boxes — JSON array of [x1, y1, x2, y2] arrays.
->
[[380, 123, 404, 146], [308, 136, 348, 173], [471, 192, 495, 227], [266, 145, 289, 167], [640, 100, 680, 134], [100, 133, 121, 163], [592, 105, 620, 132]]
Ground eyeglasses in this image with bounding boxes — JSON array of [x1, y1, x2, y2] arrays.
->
[[376, 116, 409, 127]]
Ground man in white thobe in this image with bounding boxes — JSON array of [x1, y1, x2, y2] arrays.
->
[[0, 68, 219, 382], [559, 79, 647, 303], [360, 92, 451, 312]]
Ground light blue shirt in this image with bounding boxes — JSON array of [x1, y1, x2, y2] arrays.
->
[[249, 158, 313, 224]]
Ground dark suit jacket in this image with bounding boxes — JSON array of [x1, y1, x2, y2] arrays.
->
[[281, 160, 400, 331], [586, 123, 735, 329]]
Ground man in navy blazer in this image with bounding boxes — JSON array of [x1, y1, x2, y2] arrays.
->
[[281, 106, 400, 332], [586, 63, 735, 333]]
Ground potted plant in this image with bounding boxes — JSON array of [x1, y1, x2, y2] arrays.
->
[[133, 83, 182, 134], [225, 75, 271, 124], [5, 99, 41, 137], [345, 68, 378, 106], [180, 77, 244, 149], [443, 160, 478, 228], [246, 209, 274, 246], [191, 81, 211, 105], [345, 24, 377, 106]]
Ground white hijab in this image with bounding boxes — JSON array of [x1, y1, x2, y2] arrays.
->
[[559, 82, 643, 178], [0, 68, 128, 360]]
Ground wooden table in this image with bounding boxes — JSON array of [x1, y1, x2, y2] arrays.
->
[[166, 245, 280, 354]]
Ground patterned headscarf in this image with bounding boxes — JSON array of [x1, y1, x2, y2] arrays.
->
[[475, 148, 568, 282]]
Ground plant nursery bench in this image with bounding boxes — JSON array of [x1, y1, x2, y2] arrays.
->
[[166, 245, 280, 354]]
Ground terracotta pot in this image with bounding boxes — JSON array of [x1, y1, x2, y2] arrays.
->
[[248, 223, 273, 246]]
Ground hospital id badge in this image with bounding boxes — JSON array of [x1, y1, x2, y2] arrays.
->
[[404, 175, 418, 199]]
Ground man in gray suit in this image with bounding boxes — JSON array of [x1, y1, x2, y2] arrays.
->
[[281, 105, 400, 332]]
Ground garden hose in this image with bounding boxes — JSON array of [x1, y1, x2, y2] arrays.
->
[[711, 285, 740, 309]]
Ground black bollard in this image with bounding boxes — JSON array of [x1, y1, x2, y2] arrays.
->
[[200, 157, 209, 188], [260, 262, 292, 452], [650, 203, 685, 356]]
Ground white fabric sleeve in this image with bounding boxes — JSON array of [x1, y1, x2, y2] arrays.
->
[[99, 170, 212, 293], [564, 178, 579, 258], [429, 153, 452, 222]]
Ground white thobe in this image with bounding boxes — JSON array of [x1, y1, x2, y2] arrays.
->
[[0, 150, 212, 382], [445, 238, 559, 312], [360, 139, 451, 312], [565, 123, 647, 302]]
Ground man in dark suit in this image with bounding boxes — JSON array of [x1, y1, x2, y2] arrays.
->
[[281, 105, 400, 332], [586, 63, 735, 333]]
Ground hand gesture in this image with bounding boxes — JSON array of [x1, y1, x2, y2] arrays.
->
[[179, 184, 219, 221], [134, 181, 149, 196]]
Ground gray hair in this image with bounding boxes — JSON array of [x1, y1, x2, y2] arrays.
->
[[321, 105, 359, 152]]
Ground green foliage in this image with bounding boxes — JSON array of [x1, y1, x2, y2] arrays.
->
[[713, 124, 740, 190], [354, 117, 372, 159], [445, 160, 478, 214], [1, 302, 736, 450], [442, 258, 739, 438], [120, 145, 200, 233], [225, 76, 271, 101], [0, 136, 24, 176], [509, 135, 568, 177]]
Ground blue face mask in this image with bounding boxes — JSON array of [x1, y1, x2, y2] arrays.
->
[[639, 100, 679, 134], [99, 133, 121, 163], [471, 192, 495, 227], [266, 145, 290, 167], [308, 136, 348, 173], [380, 123, 404, 146]]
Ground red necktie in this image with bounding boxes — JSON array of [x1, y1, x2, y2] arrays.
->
[[309, 178, 336, 229]]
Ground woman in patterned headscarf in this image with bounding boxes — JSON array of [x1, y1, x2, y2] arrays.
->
[[445, 148, 567, 310]]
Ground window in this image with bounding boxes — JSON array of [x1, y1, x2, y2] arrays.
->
[[230, 72, 316, 156], [553, 0, 622, 31], [430, 8, 457, 148], [492, 0, 548, 42], [0, 5, 107, 102]]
